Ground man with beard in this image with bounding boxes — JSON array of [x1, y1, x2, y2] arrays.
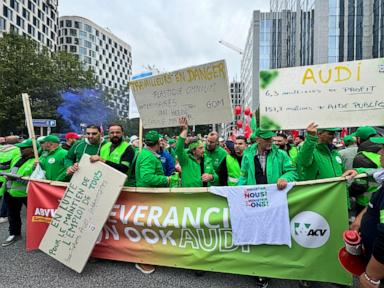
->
[[65, 125, 106, 178], [176, 117, 217, 187], [205, 131, 228, 186], [90, 124, 136, 186], [274, 133, 298, 166], [225, 136, 247, 186]]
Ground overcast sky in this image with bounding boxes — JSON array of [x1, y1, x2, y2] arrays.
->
[[59, 0, 269, 79]]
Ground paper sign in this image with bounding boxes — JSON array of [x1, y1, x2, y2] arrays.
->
[[259, 58, 384, 130], [130, 60, 233, 128], [39, 154, 127, 273]]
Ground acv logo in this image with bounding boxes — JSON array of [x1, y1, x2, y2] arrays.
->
[[290, 211, 330, 248]]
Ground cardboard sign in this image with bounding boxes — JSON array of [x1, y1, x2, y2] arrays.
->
[[130, 60, 233, 128], [259, 58, 384, 130], [39, 154, 127, 273]]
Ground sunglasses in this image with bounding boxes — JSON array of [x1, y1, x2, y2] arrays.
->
[[86, 132, 98, 136]]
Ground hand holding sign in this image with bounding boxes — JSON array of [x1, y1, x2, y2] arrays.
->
[[306, 122, 318, 136]]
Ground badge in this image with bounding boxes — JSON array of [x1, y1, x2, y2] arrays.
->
[[48, 158, 56, 164], [335, 156, 342, 164]]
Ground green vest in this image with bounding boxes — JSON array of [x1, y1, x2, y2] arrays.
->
[[100, 141, 133, 186], [0, 146, 20, 196], [355, 151, 381, 206], [226, 155, 241, 186], [9, 157, 35, 197]]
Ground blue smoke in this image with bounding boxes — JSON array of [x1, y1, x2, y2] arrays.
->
[[57, 89, 113, 133]]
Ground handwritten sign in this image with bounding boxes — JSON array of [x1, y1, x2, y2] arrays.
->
[[130, 60, 233, 128], [259, 58, 384, 130], [39, 154, 127, 273]]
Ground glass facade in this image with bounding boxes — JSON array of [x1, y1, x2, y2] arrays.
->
[[373, 0, 384, 57]]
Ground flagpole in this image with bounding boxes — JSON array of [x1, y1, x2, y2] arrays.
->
[[139, 118, 143, 151], [22, 93, 39, 162]]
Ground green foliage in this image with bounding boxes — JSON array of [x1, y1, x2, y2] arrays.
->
[[0, 33, 95, 135]]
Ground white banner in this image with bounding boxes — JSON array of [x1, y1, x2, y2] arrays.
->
[[130, 60, 233, 129], [259, 58, 384, 130], [39, 154, 127, 273]]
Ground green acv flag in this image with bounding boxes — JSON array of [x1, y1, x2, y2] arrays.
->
[[94, 181, 352, 285]]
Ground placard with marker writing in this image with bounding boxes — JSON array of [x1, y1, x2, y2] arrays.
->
[[259, 58, 384, 130], [39, 154, 127, 273], [130, 60, 233, 128]]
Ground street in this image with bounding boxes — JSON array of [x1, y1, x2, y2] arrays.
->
[[0, 207, 357, 288]]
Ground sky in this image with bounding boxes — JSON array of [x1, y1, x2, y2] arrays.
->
[[59, 0, 270, 79]]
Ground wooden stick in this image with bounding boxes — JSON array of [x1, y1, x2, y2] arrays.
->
[[22, 93, 39, 162], [139, 118, 143, 151]]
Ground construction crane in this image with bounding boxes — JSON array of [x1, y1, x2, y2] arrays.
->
[[218, 40, 244, 55]]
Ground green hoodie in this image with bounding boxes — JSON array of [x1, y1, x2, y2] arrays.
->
[[238, 143, 297, 185], [40, 146, 68, 181], [65, 139, 106, 167], [135, 147, 168, 187], [297, 133, 344, 180], [176, 136, 217, 187]]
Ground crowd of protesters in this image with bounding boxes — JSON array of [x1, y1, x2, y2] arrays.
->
[[0, 119, 383, 288]]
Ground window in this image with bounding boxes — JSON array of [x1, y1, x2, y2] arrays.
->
[[74, 21, 80, 29], [89, 34, 95, 42], [3, 6, 13, 21], [66, 20, 72, 27], [80, 47, 87, 55], [28, 1, 35, 13], [0, 17, 6, 31], [33, 16, 39, 27], [22, 8, 30, 20], [10, 0, 19, 12], [79, 30, 87, 38], [70, 29, 77, 36], [16, 16, 25, 29], [84, 40, 92, 48], [70, 46, 77, 53], [65, 37, 72, 44], [84, 24, 92, 33], [28, 24, 35, 36], [74, 38, 79, 45], [38, 10, 44, 21]]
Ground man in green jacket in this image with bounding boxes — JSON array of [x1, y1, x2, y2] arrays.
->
[[90, 124, 136, 186], [297, 122, 356, 180], [238, 128, 297, 188], [0, 136, 20, 223], [66, 124, 106, 177], [135, 130, 170, 188], [225, 136, 247, 186], [274, 132, 298, 166], [205, 131, 228, 185], [39, 135, 68, 181], [176, 117, 217, 187], [2, 139, 35, 247]]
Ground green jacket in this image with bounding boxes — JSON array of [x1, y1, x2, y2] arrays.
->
[[65, 139, 106, 167], [205, 145, 227, 185], [238, 143, 297, 185], [0, 145, 20, 196], [287, 145, 298, 166], [135, 147, 168, 187], [297, 133, 344, 180], [226, 154, 241, 186], [40, 146, 68, 181], [175, 136, 217, 187], [8, 156, 35, 197]]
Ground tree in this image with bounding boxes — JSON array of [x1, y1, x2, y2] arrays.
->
[[0, 33, 95, 135]]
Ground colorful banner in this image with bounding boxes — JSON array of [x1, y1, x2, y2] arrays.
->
[[129, 60, 233, 128], [259, 58, 384, 130], [27, 180, 352, 285]]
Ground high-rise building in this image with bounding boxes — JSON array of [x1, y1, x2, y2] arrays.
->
[[242, 0, 384, 110], [221, 80, 243, 138], [58, 16, 132, 118], [0, 0, 59, 50]]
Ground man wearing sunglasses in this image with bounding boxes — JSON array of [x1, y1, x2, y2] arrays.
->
[[65, 124, 106, 178]]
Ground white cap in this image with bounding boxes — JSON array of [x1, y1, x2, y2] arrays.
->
[[130, 135, 139, 143], [219, 137, 225, 142]]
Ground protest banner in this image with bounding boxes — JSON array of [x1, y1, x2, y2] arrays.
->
[[38, 154, 127, 273], [259, 58, 384, 130], [129, 60, 233, 129], [28, 179, 351, 285]]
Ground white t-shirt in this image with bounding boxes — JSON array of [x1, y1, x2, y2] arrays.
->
[[210, 183, 294, 247]]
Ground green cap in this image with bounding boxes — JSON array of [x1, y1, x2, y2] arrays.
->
[[41, 135, 60, 144], [353, 126, 377, 141], [254, 128, 276, 139], [144, 130, 160, 143], [318, 128, 342, 132], [15, 139, 33, 148], [370, 137, 384, 145], [168, 139, 176, 145], [343, 135, 356, 146]]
